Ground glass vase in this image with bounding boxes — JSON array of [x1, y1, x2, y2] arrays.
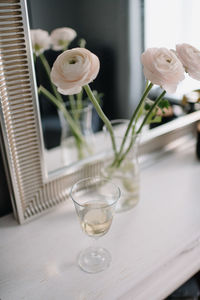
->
[[58, 102, 95, 166], [102, 120, 140, 212]]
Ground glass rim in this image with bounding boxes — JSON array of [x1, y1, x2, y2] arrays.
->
[[63, 100, 93, 113], [70, 176, 121, 208], [102, 119, 129, 132], [103, 119, 141, 139]]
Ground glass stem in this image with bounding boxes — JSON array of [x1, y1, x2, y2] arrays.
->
[[90, 236, 100, 250]]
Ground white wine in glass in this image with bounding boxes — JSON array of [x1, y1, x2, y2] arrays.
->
[[80, 201, 113, 237], [70, 177, 121, 273]]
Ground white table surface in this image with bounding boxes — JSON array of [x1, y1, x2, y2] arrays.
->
[[1, 143, 200, 300]]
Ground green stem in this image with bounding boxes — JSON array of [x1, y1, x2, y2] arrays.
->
[[38, 86, 87, 145], [75, 137, 84, 160], [39, 53, 63, 102], [145, 79, 149, 90], [69, 94, 79, 122], [114, 88, 165, 168], [79, 38, 86, 48], [69, 95, 76, 111], [77, 90, 83, 111], [113, 82, 153, 166], [75, 90, 83, 122], [33, 52, 36, 64], [76, 38, 85, 126], [136, 90, 166, 134], [84, 84, 117, 157], [116, 134, 138, 168]]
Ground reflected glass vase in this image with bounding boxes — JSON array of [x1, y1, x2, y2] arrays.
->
[[58, 102, 95, 166], [102, 120, 140, 212]]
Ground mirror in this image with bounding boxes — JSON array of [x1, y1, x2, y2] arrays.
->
[[0, 0, 199, 224], [27, 0, 144, 175], [27, 0, 200, 176]]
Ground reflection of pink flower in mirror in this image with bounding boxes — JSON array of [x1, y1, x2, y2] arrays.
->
[[30, 29, 50, 56], [141, 47, 185, 94], [50, 48, 100, 95], [176, 43, 200, 81], [50, 27, 77, 51]]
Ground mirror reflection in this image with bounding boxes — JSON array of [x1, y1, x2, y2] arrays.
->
[[27, 0, 200, 175]]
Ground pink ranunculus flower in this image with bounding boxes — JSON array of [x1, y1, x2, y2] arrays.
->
[[141, 47, 185, 94], [50, 27, 77, 51], [176, 43, 200, 81], [50, 48, 100, 95], [30, 29, 50, 56]]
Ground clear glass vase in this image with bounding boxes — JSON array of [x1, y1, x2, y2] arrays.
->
[[102, 120, 140, 212], [58, 102, 95, 166]]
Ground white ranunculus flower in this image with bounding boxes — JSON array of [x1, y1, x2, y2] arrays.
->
[[30, 29, 50, 56], [176, 43, 200, 81], [50, 27, 77, 51], [50, 48, 100, 95], [141, 47, 185, 94]]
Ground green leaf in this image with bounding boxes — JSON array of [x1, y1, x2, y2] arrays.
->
[[147, 115, 162, 124], [145, 106, 161, 124], [158, 99, 170, 109], [136, 101, 145, 121], [144, 102, 151, 111], [136, 96, 153, 121], [144, 98, 154, 111], [144, 98, 169, 125]]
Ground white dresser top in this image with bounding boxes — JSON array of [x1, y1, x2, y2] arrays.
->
[[1, 143, 200, 300]]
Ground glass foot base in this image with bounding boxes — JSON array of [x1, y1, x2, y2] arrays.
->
[[78, 247, 111, 273]]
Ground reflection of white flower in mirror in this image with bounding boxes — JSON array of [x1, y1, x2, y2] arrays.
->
[[176, 43, 200, 81], [30, 29, 50, 56], [50, 27, 77, 51], [50, 48, 100, 95]]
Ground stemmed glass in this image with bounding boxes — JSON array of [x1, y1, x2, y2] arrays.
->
[[70, 177, 121, 273]]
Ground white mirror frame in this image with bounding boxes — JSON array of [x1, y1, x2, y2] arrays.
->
[[0, 0, 200, 224]]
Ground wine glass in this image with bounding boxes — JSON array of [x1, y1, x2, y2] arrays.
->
[[70, 177, 121, 273]]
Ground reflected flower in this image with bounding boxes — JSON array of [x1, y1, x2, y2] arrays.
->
[[50, 27, 77, 51], [50, 48, 100, 95], [30, 29, 50, 56]]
